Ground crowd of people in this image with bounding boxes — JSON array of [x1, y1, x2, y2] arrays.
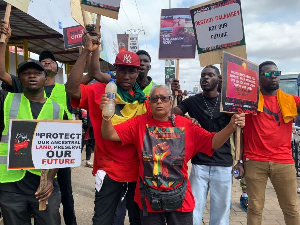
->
[[0, 20, 299, 225]]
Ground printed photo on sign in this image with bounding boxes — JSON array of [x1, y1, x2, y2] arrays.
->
[[159, 8, 196, 59], [8, 120, 82, 170], [221, 52, 259, 114], [8, 121, 37, 170], [190, 0, 245, 55], [117, 34, 129, 52]]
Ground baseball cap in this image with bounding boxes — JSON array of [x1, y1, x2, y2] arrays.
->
[[114, 51, 140, 68], [39, 50, 56, 62], [17, 59, 45, 74]]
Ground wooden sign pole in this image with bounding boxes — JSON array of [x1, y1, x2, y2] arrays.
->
[[235, 126, 241, 160], [0, 4, 12, 43], [173, 59, 180, 107], [39, 169, 48, 211]]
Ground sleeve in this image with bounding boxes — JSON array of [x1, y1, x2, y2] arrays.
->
[[114, 116, 140, 146], [293, 95, 300, 106], [0, 90, 8, 135], [66, 93, 76, 114], [70, 84, 90, 110], [177, 98, 190, 115], [297, 74, 300, 86], [1, 74, 23, 93], [192, 123, 216, 158]]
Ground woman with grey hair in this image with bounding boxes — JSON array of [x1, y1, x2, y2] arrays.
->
[[100, 85, 245, 225]]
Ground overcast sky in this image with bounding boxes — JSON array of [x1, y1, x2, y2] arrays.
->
[[101, 0, 300, 91]]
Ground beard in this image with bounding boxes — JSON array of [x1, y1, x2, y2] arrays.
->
[[24, 87, 42, 93], [201, 80, 218, 92], [264, 84, 279, 91]]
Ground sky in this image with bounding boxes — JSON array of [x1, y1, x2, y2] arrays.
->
[[100, 0, 300, 92]]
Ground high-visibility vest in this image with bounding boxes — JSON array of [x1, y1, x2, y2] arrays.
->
[[45, 83, 73, 119], [0, 93, 64, 183], [143, 80, 157, 96]]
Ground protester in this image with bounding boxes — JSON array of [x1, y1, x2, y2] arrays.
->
[[100, 85, 245, 224], [66, 31, 147, 225], [234, 61, 300, 225], [0, 56, 65, 224], [0, 20, 77, 225], [89, 48, 159, 96], [135, 50, 157, 95], [173, 65, 233, 225]]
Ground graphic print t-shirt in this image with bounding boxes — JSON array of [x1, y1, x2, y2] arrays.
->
[[115, 114, 215, 212]]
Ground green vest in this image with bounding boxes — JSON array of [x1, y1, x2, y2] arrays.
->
[[143, 80, 157, 96], [0, 93, 64, 183], [45, 83, 73, 119]]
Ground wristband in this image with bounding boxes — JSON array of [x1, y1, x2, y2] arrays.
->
[[102, 115, 113, 121]]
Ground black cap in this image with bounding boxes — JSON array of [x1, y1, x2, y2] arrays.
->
[[39, 50, 56, 62], [17, 59, 45, 74]]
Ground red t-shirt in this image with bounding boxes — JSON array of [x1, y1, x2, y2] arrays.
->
[[71, 83, 149, 182], [114, 114, 215, 212], [243, 95, 300, 164]]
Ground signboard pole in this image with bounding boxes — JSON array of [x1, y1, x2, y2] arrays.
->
[[39, 169, 47, 211], [235, 126, 241, 160], [173, 59, 180, 107], [0, 3, 12, 43]]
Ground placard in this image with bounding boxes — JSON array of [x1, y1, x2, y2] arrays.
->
[[117, 34, 129, 52], [159, 8, 196, 59], [63, 25, 84, 50], [128, 34, 139, 53], [81, 0, 121, 20], [165, 67, 176, 85], [8, 120, 82, 170], [221, 52, 259, 114], [190, 0, 247, 66]]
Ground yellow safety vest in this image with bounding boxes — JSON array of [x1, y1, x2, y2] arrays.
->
[[0, 93, 64, 183], [142, 80, 157, 96], [45, 83, 73, 119]]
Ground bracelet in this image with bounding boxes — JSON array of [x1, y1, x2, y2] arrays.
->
[[102, 115, 113, 121]]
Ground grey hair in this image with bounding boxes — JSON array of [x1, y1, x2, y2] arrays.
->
[[149, 85, 173, 100]]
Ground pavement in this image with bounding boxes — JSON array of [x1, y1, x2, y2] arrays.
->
[[0, 156, 300, 225]]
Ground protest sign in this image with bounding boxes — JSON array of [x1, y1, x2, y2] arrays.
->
[[117, 34, 129, 52], [190, 0, 247, 66], [128, 34, 139, 53], [165, 67, 176, 85], [81, 0, 121, 20], [63, 25, 84, 49], [159, 8, 196, 59], [7, 120, 82, 170], [221, 52, 259, 114]]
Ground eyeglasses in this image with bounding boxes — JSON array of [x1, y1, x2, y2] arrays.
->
[[261, 71, 281, 77], [149, 96, 171, 103]]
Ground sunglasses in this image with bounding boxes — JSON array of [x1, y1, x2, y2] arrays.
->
[[261, 71, 281, 77], [149, 96, 171, 103]]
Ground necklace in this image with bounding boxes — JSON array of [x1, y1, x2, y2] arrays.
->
[[202, 94, 219, 120]]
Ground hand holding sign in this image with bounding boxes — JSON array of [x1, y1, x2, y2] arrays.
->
[[82, 27, 101, 52], [0, 19, 11, 44]]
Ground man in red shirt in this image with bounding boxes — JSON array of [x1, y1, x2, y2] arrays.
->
[[236, 61, 300, 225], [66, 32, 148, 225]]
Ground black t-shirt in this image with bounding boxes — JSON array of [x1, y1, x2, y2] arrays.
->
[[178, 93, 233, 166], [0, 90, 59, 194], [3, 74, 74, 114]]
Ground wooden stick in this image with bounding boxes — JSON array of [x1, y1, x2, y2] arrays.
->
[[235, 126, 241, 160], [39, 169, 47, 211], [0, 4, 11, 43], [173, 59, 180, 107], [96, 14, 101, 32]]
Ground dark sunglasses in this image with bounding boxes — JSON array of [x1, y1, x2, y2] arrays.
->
[[149, 96, 171, 103], [261, 71, 281, 77]]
